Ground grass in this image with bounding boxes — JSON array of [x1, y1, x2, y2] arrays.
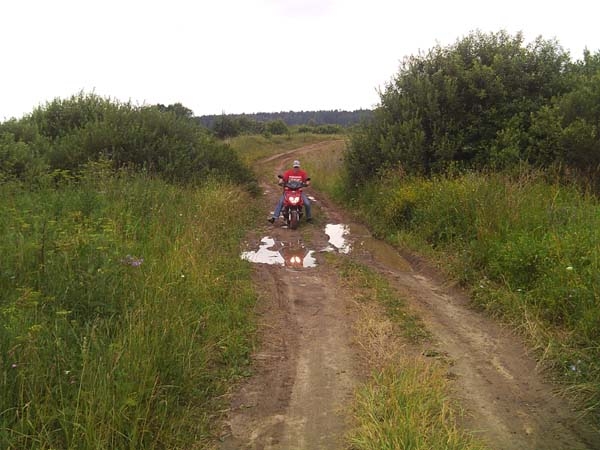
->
[[228, 133, 342, 166], [349, 169, 600, 423], [350, 362, 486, 450], [0, 167, 259, 449], [333, 257, 485, 450], [298, 138, 347, 199]]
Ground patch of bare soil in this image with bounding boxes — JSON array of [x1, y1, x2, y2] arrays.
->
[[217, 142, 600, 450]]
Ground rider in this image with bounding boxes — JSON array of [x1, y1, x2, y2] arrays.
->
[[268, 160, 312, 224]]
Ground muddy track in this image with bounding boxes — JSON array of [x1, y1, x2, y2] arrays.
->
[[218, 141, 600, 450]]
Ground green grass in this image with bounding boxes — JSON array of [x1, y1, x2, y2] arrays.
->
[[333, 258, 485, 450], [349, 169, 600, 422], [0, 168, 259, 449], [228, 133, 342, 165], [350, 362, 486, 450]]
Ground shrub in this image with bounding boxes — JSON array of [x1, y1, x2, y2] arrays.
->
[[0, 93, 255, 188]]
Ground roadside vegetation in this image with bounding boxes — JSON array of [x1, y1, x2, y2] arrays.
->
[[0, 93, 254, 188], [0, 96, 260, 449], [228, 133, 342, 166], [344, 30, 600, 424], [333, 258, 485, 450]]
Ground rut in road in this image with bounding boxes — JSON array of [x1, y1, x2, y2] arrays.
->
[[217, 141, 600, 450]]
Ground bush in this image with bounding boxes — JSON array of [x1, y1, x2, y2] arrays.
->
[[0, 93, 255, 188], [266, 119, 289, 135], [345, 31, 600, 184]]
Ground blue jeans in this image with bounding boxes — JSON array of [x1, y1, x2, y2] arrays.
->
[[273, 193, 311, 219]]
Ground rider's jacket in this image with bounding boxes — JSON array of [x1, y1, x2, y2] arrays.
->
[[281, 168, 309, 187]]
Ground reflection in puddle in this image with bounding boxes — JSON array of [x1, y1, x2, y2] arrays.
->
[[241, 237, 317, 268], [241, 237, 284, 265], [281, 246, 317, 268], [325, 224, 351, 254]]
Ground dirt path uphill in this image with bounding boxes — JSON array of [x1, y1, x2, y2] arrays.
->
[[218, 141, 600, 450]]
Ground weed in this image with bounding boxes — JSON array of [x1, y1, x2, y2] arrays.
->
[[333, 257, 484, 449], [0, 171, 258, 449], [347, 168, 600, 422]]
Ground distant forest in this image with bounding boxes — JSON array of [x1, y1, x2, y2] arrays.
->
[[196, 109, 373, 128]]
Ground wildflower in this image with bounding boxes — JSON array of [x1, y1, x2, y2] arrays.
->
[[566, 266, 574, 271], [121, 255, 144, 267], [11, 363, 17, 369]]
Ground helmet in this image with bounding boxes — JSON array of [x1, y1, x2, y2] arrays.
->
[[293, 160, 300, 167]]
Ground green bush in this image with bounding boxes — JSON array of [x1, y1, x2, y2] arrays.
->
[[0, 93, 255, 188], [266, 119, 289, 135], [346, 31, 600, 184]]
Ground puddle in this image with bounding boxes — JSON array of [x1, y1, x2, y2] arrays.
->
[[241, 237, 284, 265], [325, 224, 351, 254], [242, 223, 410, 272], [323, 222, 412, 271], [281, 246, 317, 268], [241, 237, 317, 268]]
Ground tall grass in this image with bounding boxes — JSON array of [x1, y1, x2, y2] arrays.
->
[[335, 258, 485, 450], [228, 133, 342, 166], [300, 139, 347, 200], [349, 169, 600, 421], [0, 166, 258, 449], [350, 362, 486, 450]]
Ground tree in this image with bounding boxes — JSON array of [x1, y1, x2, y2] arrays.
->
[[266, 119, 289, 135], [212, 114, 240, 139], [346, 30, 571, 181]]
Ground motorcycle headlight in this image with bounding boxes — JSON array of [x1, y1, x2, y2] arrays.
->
[[290, 196, 300, 204]]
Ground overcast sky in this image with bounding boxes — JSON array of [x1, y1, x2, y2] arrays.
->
[[1, 0, 599, 120]]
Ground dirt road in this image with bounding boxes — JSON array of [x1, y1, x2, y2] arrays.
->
[[218, 141, 600, 450]]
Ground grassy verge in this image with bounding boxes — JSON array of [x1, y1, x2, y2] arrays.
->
[[228, 133, 343, 165], [349, 169, 600, 422], [333, 258, 485, 450], [0, 168, 259, 449]]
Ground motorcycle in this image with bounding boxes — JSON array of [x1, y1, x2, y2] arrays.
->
[[277, 174, 310, 230]]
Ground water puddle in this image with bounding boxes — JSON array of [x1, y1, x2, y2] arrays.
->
[[241, 237, 317, 268], [355, 236, 412, 271], [324, 222, 412, 271], [241, 237, 284, 266], [242, 223, 410, 272], [324, 224, 351, 254]]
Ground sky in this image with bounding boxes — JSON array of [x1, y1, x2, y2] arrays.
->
[[1, 0, 599, 121]]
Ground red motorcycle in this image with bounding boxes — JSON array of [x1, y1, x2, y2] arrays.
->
[[278, 175, 310, 230]]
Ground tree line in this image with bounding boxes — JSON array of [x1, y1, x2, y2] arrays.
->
[[197, 109, 373, 138]]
